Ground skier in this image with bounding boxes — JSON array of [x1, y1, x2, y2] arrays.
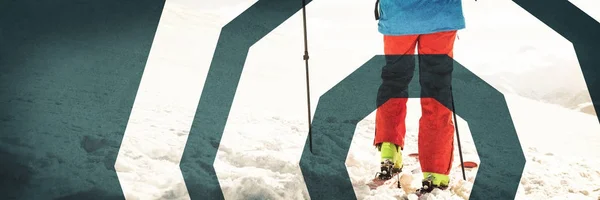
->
[[372, 0, 466, 193]]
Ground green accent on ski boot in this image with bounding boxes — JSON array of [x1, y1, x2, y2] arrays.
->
[[379, 142, 402, 171], [422, 172, 450, 187]]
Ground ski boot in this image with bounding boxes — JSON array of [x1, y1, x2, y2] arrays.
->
[[416, 172, 450, 195], [375, 142, 402, 180]]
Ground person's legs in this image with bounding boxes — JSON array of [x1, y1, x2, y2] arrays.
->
[[374, 34, 418, 172], [416, 30, 457, 187]]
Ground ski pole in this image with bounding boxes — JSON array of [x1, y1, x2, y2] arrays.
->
[[301, 0, 313, 154], [451, 86, 467, 180]]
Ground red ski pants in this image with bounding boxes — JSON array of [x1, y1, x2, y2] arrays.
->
[[374, 30, 457, 176]]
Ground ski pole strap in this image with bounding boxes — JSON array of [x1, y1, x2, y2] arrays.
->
[[374, 0, 380, 20]]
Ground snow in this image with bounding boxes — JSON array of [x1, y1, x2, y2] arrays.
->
[[114, 0, 600, 199]]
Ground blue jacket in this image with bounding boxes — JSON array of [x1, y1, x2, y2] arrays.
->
[[376, 0, 466, 35]]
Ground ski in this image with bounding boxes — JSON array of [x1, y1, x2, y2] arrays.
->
[[368, 153, 478, 192], [398, 179, 450, 199], [402, 152, 479, 199], [366, 158, 402, 190], [408, 153, 479, 169], [366, 172, 401, 190]]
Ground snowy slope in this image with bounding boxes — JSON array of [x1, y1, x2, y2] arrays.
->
[[114, 0, 600, 199]]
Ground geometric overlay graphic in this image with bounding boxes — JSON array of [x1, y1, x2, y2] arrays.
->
[[0, 0, 165, 199], [1, 0, 598, 199], [179, 0, 314, 199], [299, 55, 526, 200], [512, 0, 600, 124]]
